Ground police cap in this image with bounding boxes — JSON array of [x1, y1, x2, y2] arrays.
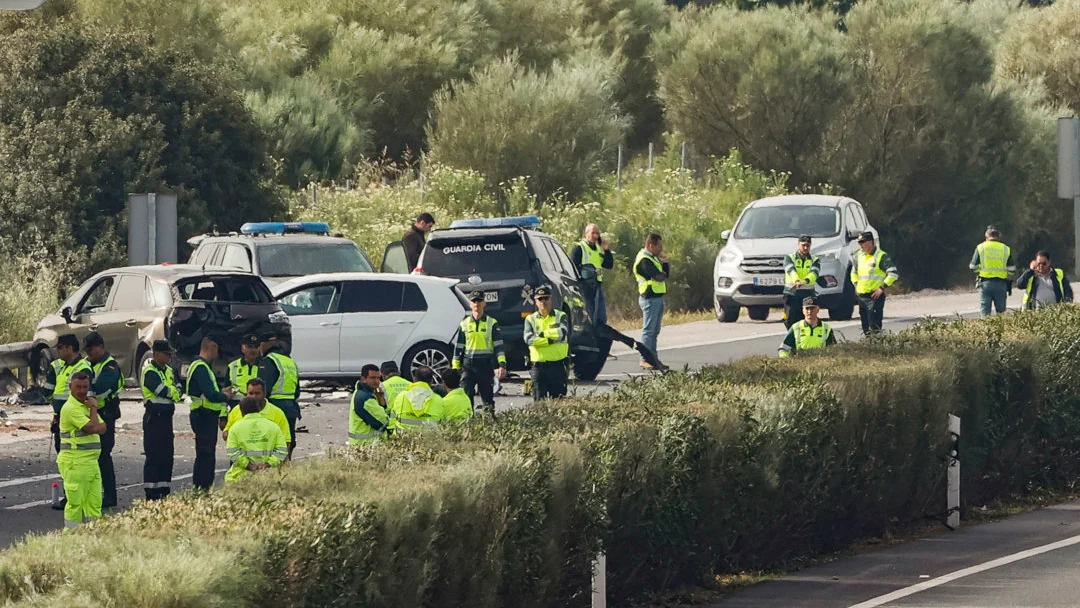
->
[[56, 334, 79, 350], [242, 333, 263, 348], [856, 231, 875, 243], [468, 290, 485, 302], [534, 285, 553, 298], [152, 339, 174, 354], [83, 331, 105, 349], [801, 296, 819, 308]]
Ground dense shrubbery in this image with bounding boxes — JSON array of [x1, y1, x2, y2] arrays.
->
[[6, 306, 1080, 605]]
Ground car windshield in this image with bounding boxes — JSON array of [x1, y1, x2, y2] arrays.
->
[[421, 234, 530, 276], [256, 242, 374, 277], [734, 205, 841, 239], [175, 275, 273, 303]]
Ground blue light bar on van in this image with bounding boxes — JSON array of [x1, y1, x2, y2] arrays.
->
[[240, 222, 331, 236], [448, 215, 541, 230]]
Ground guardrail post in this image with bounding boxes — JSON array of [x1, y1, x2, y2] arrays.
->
[[948, 413, 960, 529], [591, 552, 606, 608]]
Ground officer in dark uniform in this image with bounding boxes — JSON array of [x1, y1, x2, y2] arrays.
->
[[84, 332, 122, 508], [523, 285, 571, 402], [141, 340, 181, 501]]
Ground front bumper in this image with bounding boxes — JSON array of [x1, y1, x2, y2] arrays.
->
[[714, 257, 847, 309]]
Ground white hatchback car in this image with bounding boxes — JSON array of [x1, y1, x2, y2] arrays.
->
[[271, 273, 468, 379]]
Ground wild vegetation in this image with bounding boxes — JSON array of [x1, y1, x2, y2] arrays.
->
[[5, 306, 1080, 605]]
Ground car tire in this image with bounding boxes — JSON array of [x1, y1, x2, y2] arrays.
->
[[748, 306, 770, 321], [718, 305, 740, 323], [402, 341, 453, 383], [136, 344, 153, 381], [31, 345, 53, 384], [572, 337, 611, 382], [828, 277, 856, 321]]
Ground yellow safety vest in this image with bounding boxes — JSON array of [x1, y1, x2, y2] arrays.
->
[[525, 310, 570, 363], [51, 357, 92, 406], [633, 249, 667, 295], [785, 253, 819, 289], [266, 352, 299, 401], [225, 412, 288, 483], [453, 315, 506, 368], [1022, 268, 1066, 310], [57, 396, 101, 460], [228, 358, 261, 395], [390, 382, 443, 430], [779, 320, 833, 358], [186, 358, 226, 414], [90, 355, 124, 405], [225, 401, 291, 442], [141, 362, 180, 405], [851, 249, 894, 294], [381, 375, 410, 411], [975, 241, 1011, 280], [441, 388, 474, 422], [348, 388, 389, 445], [579, 240, 605, 282]]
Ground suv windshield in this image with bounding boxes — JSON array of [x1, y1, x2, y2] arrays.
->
[[175, 275, 273, 303], [422, 234, 530, 276], [256, 242, 374, 277], [734, 205, 841, 239]]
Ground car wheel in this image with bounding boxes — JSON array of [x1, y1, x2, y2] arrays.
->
[[136, 344, 153, 380], [572, 337, 611, 382], [402, 341, 453, 383], [828, 277, 856, 321], [32, 345, 53, 384], [748, 306, 770, 321], [718, 305, 740, 323]]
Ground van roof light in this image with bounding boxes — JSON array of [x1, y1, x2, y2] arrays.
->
[[240, 222, 331, 236], [448, 216, 541, 230]]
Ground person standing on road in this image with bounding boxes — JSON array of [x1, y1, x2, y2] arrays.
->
[[634, 233, 670, 368], [56, 372, 106, 530], [403, 212, 436, 272], [570, 223, 614, 325], [225, 397, 287, 484], [349, 364, 390, 446], [850, 232, 898, 335], [389, 366, 444, 429], [1017, 250, 1073, 310], [228, 335, 269, 402], [84, 332, 122, 509], [778, 297, 836, 358], [223, 378, 291, 447], [263, 334, 300, 460], [440, 369, 473, 423], [185, 337, 234, 492], [141, 340, 181, 501], [970, 225, 1015, 316], [46, 333, 93, 455], [783, 236, 821, 329], [524, 285, 571, 402], [451, 290, 508, 417]]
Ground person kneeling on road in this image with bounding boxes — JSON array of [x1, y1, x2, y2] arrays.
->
[[223, 378, 291, 448], [778, 297, 836, 358], [440, 369, 473, 423], [349, 364, 390, 445], [225, 397, 288, 483]]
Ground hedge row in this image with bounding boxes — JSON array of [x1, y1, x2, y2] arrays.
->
[[4, 306, 1080, 606]]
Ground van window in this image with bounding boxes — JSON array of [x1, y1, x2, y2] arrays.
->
[[175, 275, 273, 303], [112, 275, 151, 310], [734, 206, 841, 239], [421, 234, 530, 277]]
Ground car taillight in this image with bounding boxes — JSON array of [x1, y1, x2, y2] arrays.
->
[[520, 310, 533, 319], [412, 267, 424, 275]]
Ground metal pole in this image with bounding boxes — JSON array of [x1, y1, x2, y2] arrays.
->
[[312, 183, 318, 207], [1075, 196, 1080, 279], [616, 145, 623, 190], [591, 553, 607, 608], [147, 192, 157, 265], [648, 142, 654, 171], [681, 142, 687, 171], [948, 414, 960, 529]]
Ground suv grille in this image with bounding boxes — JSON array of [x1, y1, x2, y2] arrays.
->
[[739, 255, 785, 275]]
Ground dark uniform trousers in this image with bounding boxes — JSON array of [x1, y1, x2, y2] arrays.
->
[[143, 403, 174, 501], [857, 293, 886, 334], [189, 407, 220, 492], [531, 360, 568, 403], [270, 399, 300, 451], [99, 408, 119, 508], [462, 358, 496, 414]]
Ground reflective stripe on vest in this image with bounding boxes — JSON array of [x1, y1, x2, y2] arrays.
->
[[785, 253, 819, 288], [526, 310, 569, 362], [52, 358, 92, 403], [579, 240, 605, 282], [58, 395, 102, 455], [59, 442, 102, 450], [1023, 268, 1066, 309], [793, 320, 832, 350], [460, 316, 500, 357], [853, 250, 888, 293], [266, 352, 298, 400], [228, 359, 259, 393], [633, 249, 667, 295], [349, 431, 381, 441], [141, 362, 178, 403], [91, 355, 124, 402], [976, 241, 1011, 279], [349, 391, 388, 444], [186, 358, 226, 412]]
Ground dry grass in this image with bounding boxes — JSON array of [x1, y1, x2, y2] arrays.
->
[[607, 308, 714, 332]]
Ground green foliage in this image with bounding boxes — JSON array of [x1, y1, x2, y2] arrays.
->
[[997, 0, 1080, 115], [427, 53, 628, 203], [0, 246, 69, 343]]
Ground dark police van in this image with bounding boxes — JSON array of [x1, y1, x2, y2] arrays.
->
[[382, 216, 610, 381]]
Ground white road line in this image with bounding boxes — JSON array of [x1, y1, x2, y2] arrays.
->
[[0, 473, 59, 489], [6, 499, 50, 510], [846, 533, 1080, 608]]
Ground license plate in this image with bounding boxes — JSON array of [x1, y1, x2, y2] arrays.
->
[[752, 276, 785, 287], [484, 291, 499, 303]]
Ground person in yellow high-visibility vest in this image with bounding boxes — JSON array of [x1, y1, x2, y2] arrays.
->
[[849, 232, 899, 335], [439, 369, 473, 423], [1016, 250, 1074, 310], [778, 297, 836, 358], [969, 225, 1015, 316], [524, 285, 571, 402], [783, 235, 820, 329], [223, 378, 291, 447], [348, 364, 390, 445], [225, 397, 287, 483], [451, 291, 507, 417], [633, 233, 669, 369], [570, 223, 615, 325], [141, 340, 181, 501], [185, 336, 233, 492], [56, 372, 106, 530], [389, 366, 444, 430]]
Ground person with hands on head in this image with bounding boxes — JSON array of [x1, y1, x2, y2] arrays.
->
[[349, 364, 390, 445], [1016, 250, 1073, 310], [570, 223, 615, 325], [84, 332, 122, 509], [186, 336, 234, 492], [56, 371, 106, 530], [849, 231, 898, 335]]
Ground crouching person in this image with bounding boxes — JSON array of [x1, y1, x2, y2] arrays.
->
[[225, 397, 288, 483]]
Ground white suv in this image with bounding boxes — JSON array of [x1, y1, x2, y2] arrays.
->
[[271, 273, 467, 380], [713, 195, 879, 322]]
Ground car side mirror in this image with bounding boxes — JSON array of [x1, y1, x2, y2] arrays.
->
[[846, 230, 859, 242], [61, 307, 74, 323], [720, 230, 731, 241]]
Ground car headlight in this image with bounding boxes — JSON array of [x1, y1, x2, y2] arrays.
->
[[268, 311, 290, 324], [718, 250, 741, 265]]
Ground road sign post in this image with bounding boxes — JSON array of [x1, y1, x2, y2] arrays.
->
[[1057, 118, 1080, 277], [948, 414, 960, 529], [128, 193, 178, 266]]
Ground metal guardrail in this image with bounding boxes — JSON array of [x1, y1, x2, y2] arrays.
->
[[0, 341, 34, 388]]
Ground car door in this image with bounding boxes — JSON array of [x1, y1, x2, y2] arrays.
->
[[337, 279, 421, 373], [69, 275, 120, 347], [381, 241, 409, 274], [276, 282, 343, 375], [104, 274, 157, 371]]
